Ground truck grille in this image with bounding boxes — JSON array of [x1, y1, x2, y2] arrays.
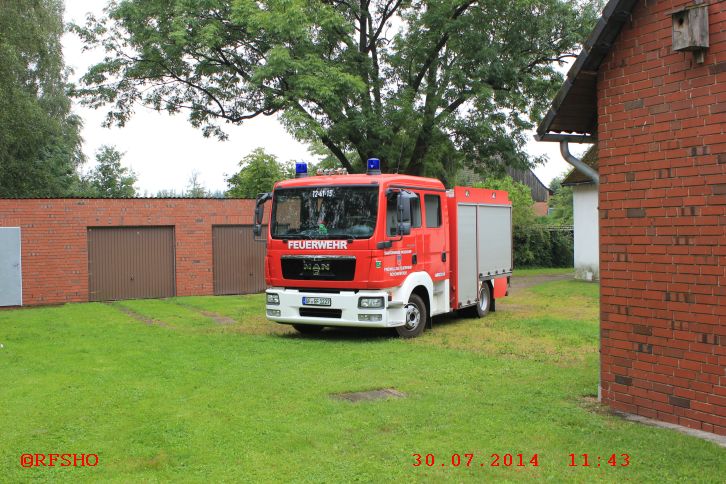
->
[[299, 308, 342, 318], [281, 256, 356, 281]]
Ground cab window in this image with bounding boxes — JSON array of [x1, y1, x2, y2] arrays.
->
[[386, 196, 397, 236], [411, 195, 422, 228], [386, 192, 421, 235], [424, 194, 441, 228]]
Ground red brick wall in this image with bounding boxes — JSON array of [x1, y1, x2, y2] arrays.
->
[[598, 1, 726, 435], [0, 199, 256, 305]]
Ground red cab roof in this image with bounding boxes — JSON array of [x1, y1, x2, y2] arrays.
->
[[274, 173, 445, 191]]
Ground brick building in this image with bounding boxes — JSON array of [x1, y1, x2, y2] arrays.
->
[[0, 198, 265, 306], [537, 0, 726, 435]]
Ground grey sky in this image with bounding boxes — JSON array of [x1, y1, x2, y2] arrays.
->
[[62, 1, 582, 194]]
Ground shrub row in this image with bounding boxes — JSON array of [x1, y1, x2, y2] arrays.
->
[[514, 225, 573, 268]]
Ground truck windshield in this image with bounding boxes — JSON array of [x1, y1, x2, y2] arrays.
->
[[271, 186, 378, 239]]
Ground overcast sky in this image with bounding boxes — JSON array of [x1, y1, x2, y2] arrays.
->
[[62, 1, 584, 195]]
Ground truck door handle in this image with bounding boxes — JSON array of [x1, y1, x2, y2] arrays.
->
[[412, 254, 417, 265], [442, 252, 447, 262]]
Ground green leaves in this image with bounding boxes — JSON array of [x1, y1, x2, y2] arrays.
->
[[78, 145, 138, 198], [225, 147, 293, 198], [548, 172, 574, 225], [0, 0, 84, 197], [75, 0, 599, 181]]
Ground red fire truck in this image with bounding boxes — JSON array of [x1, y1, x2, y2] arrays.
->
[[253, 158, 512, 338]]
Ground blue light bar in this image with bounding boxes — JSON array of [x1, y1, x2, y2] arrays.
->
[[295, 162, 308, 178], [367, 158, 381, 175]]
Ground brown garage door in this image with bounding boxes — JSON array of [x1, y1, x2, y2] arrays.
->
[[88, 227, 176, 301], [213, 225, 266, 295]]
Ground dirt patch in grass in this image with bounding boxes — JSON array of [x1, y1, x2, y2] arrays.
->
[[510, 272, 574, 289], [199, 311, 237, 325], [578, 395, 612, 416], [201, 311, 236, 324], [333, 388, 406, 402], [110, 304, 170, 328], [169, 301, 238, 325]]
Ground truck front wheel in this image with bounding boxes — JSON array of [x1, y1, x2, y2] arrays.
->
[[292, 324, 324, 334], [396, 293, 427, 338]]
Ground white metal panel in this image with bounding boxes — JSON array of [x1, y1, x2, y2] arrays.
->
[[0, 227, 22, 306], [476, 205, 512, 277], [457, 205, 478, 306], [572, 185, 599, 280], [430, 279, 450, 316]]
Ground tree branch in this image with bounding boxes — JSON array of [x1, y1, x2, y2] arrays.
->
[[410, 1, 477, 92], [367, 0, 403, 51], [291, 102, 353, 171], [320, 134, 354, 172], [434, 96, 466, 123], [525, 53, 578, 71]]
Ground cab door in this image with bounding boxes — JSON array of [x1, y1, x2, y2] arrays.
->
[[422, 192, 447, 281], [381, 191, 421, 283]]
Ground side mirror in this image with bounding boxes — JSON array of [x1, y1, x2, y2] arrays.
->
[[397, 220, 412, 236], [397, 190, 415, 236], [254, 192, 271, 238]]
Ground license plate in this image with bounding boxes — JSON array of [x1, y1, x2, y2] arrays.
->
[[302, 297, 331, 307]]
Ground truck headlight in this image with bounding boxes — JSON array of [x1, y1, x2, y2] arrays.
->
[[266, 293, 280, 305], [358, 297, 384, 309]]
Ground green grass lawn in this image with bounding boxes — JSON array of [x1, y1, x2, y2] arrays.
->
[[512, 267, 575, 277], [1, 271, 723, 482]]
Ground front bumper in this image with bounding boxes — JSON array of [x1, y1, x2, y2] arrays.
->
[[265, 288, 406, 328]]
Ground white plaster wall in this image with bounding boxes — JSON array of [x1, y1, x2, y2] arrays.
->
[[572, 185, 599, 280]]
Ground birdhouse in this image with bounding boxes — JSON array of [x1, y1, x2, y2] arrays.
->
[[671, 3, 709, 63]]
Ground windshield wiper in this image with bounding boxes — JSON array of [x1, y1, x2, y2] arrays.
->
[[324, 233, 356, 241], [277, 233, 312, 240]]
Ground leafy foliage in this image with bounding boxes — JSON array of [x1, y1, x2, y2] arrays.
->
[[73, 0, 599, 181], [474, 176, 536, 227], [185, 171, 209, 198], [0, 0, 84, 197], [155, 188, 182, 198], [514, 225, 573, 268], [79, 145, 137, 197], [548, 172, 574, 224], [225, 148, 293, 198]]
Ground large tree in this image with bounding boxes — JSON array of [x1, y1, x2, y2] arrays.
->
[[78, 145, 137, 197], [0, 0, 84, 197], [226, 148, 293, 198], [74, 0, 598, 181]]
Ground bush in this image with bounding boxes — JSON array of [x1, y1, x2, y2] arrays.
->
[[514, 225, 573, 268], [549, 230, 574, 267]]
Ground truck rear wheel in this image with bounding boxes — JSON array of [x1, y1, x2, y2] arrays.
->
[[396, 293, 427, 338], [292, 324, 324, 334], [475, 283, 491, 318]]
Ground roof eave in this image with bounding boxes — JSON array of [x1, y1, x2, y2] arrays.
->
[[536, 0, 638, 140], [534, 133, 597, 143], [562, 179, 597, 187]]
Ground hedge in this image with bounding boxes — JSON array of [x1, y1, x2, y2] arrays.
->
[[513, 225, 573, 268]]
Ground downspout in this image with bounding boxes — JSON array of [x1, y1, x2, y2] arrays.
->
[[560, 138, 600, 402], [560, 140, 599, 185]]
